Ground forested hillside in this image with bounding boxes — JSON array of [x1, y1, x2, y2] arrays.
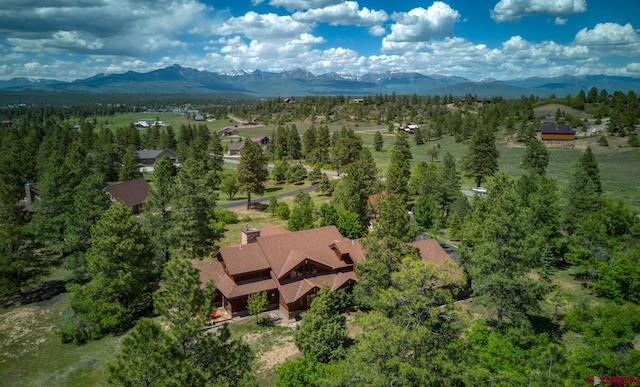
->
[[1, 88, 639, 385]]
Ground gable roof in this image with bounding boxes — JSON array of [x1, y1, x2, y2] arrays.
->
[[256, 226, 361, 279], [105, 178, 149, 207], [217, 242, 271, 276], [227, 142, 244, 151], [410, 239, 464, 279], [540, 123, 576, 135], [192, 259, 276, 298], [137, 149, 176, 160]]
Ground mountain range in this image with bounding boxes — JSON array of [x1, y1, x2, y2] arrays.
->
[[1, 64, 639, 98]]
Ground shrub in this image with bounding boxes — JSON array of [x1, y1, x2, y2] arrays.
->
[[214, 209, 239, 224], [598, 135, 608, 147]]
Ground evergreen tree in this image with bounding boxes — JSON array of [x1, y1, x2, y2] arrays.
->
[[287, 125, 302, 159], [577, 146, 602, 193], [65, 201, 158, 341], [171, 157, 221, 259], [0, 222, 40, 297], [373, 130, 383, 151], [294, 287, 347, 363], [314, 125, 331, 163], [462, 125, 499, 188], [438, 152, 462, 220], [413, 195, 436, 231], [372, 193, 417, 242], [461, 173, 549, 327], [308, 163, 322, 184], [108, 318, 179, 386], [521, 138, 549, 175], [237, 139, 268, 210], [63, 173, 110, 282], [144, 157, 176, 273], [302, 125, 317, 160], [111, 256, 256, 385], [386, 131, 412, 200], [118, 145, 142, 182]]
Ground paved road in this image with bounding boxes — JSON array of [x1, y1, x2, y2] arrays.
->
[[223, 157, 340, 177], [219, 183, 317, 209]]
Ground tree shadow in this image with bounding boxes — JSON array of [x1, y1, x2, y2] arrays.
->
[[528, 314, 564, 342], [1, 279, 68, 308], [265, 187, 283, 193]]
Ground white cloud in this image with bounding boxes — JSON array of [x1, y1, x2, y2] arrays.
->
[[381, 2, 460, 51], [0, 0, 207, 56], [267, 0, 343, 11], [555, 17, 567, 25], [212, 12, 312, 40], [491, 0, 586, 22], [292, 2, 388, 26], [575, 23, 638, 46], [368, 25, 386, 36]]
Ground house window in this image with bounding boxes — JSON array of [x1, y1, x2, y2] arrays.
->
[[291, 262, 317, 278]]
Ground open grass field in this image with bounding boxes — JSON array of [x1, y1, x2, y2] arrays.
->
[[0, 291, 120, 387]]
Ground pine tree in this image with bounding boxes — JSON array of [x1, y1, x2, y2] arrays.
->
[[386, 131, 412, 200], [373, 131, 384, 151], [521, 138, 549, 175], [288, 190, 314, 231], [315, 173, 331, 196], [463, 125, 499, 188], [144, 156, 176, 272], [372, 193, 417, 242], [171, 157, 221, 259], [237, 139, 268, 210], [576, 146, 602, 193], [294, 287, 347, 363], [65, 201, 158, 340], [461, 173, 549, 327], [118, 145, 142, 182]]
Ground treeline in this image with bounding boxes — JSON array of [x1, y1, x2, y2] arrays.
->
[[273, 133, 640, 386]]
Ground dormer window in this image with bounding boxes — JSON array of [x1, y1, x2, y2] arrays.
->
[[290, 262, 317, 278]]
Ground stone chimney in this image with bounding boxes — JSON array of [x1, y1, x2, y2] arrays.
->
[[241, 225, 260, 245]]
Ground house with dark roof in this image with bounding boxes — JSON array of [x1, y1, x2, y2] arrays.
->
[[193, 225, 468, 318], [540, 123, 576, 141], [217, 127, 239, 136], [138, 149, 178, 165], [226, 137, 270, 155], [136, 149, 178, 165], [105, 178, 149, 214]]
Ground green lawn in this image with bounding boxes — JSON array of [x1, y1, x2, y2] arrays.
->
[[0, 293, 120, 387]]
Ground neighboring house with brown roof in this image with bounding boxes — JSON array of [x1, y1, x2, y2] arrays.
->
[[137, 149, 178, 165], [540, 123, 576, 141], [411, 239, 471, 299], [193, 225, 364, 318], [226, 137, 270, 155], [105, 177, 149, 214], [193, 224, 469, 318], [217, 127, 239, 136]]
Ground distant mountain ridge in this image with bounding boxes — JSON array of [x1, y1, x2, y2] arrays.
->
[[1, 64, 639, 98]]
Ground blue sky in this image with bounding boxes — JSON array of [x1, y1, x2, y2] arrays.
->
[[1, 0, 639, 81]]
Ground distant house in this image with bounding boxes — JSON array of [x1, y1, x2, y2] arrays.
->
[[226, 137, 270, 155], [134, 120, 150, 128], [250, 136, 269, 146], [227, 141, 244, 156], [193, 225, 469, 318], [540, 123, 576, 142], [351, 98, 365, 103], [17, 182, 39, 213], [217, 127, 239, 136], [105, 178, 149, 214], [136, 149, 178, 165]]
